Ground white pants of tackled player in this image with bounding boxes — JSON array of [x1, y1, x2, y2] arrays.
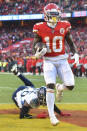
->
[[43, 59, 74, 86]]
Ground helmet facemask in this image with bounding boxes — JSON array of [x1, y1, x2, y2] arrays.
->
[[44, 3, 61, 23], [38, 86, 46, 106], [45, 10, 60, 23]]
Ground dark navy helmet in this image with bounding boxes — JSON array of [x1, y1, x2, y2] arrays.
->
[[38, 86, 46, 106]]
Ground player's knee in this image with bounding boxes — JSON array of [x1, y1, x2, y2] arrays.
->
[[47, 83, 55, 89], [66, 85, 74, 90]]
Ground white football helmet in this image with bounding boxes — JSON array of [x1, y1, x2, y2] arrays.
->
[[44, 3, 61, 23]]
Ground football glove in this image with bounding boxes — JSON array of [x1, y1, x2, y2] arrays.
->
[[35, 42, 44, 52], [35, 47, 47, 58], [11, 64, 19, 75], [34, 42, 47, 58], [71, 53, 79, 65], [74, 53, 79, 65]]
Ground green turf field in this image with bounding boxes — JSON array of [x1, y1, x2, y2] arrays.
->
[[0, 73, 87, 104], [0, 73, 87, 131]]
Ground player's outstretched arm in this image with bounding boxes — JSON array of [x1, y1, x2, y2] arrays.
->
[[65, 31, 79, 65], [33, 33, 42, 53], [11, 64, 34, 87], [65, 31, 78, 54]]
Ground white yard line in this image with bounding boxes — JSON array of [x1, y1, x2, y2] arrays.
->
[[0, 72, 44, 75], [0, 86, 13, 89]]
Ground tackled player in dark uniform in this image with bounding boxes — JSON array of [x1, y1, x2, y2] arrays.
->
[[11, 64, 71, 119]]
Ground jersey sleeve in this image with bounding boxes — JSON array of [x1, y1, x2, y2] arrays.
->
[[33, 22, 44, 36], [33, 24, 40, 36], [65, 21, 71, 32]]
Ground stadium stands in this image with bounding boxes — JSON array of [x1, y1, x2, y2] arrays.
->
[[0, 24, 87, 76], [0, 0, 87, 15], [0, 24, 87, 55], [0, 27, 33, 49]]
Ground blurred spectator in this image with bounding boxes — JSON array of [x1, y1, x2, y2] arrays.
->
[[76, 56, 83, 77], [31, 58, 36, 75], [36, 58, 43, 75], [0, 27, 33, 49], [83, 55, 87, 77], [0, 0, 87, 15], [26, 57, 32, 73], [6, 56, 16, 72], [17, 57, 24, 73]]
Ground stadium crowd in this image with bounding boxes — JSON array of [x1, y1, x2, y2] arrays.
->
[[0, 24, 87, 53], [0, 24, 87, 77], [0, 25, 87, 54], [0, 27, 33, 49], [0, 0, 87, 15]]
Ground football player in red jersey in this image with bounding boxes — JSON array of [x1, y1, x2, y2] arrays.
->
[[33, 3, 79, 126]]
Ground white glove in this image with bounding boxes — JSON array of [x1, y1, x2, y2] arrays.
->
[[35, 48, 47, 58], [35, 51, 41, 58], [71, 53, 79, 65], [74, 53, 79, 65]]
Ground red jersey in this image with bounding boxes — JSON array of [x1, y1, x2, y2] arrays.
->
[[83, 58, 87, 64], [33, 21, 71, 57], [32, 59, 36, 66]]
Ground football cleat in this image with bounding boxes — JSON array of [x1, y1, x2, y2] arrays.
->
[[50, 115, 60, 126], [11, 64, 19, 75], [56, 83, 63, 102], [20, 114, 33, 119]]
